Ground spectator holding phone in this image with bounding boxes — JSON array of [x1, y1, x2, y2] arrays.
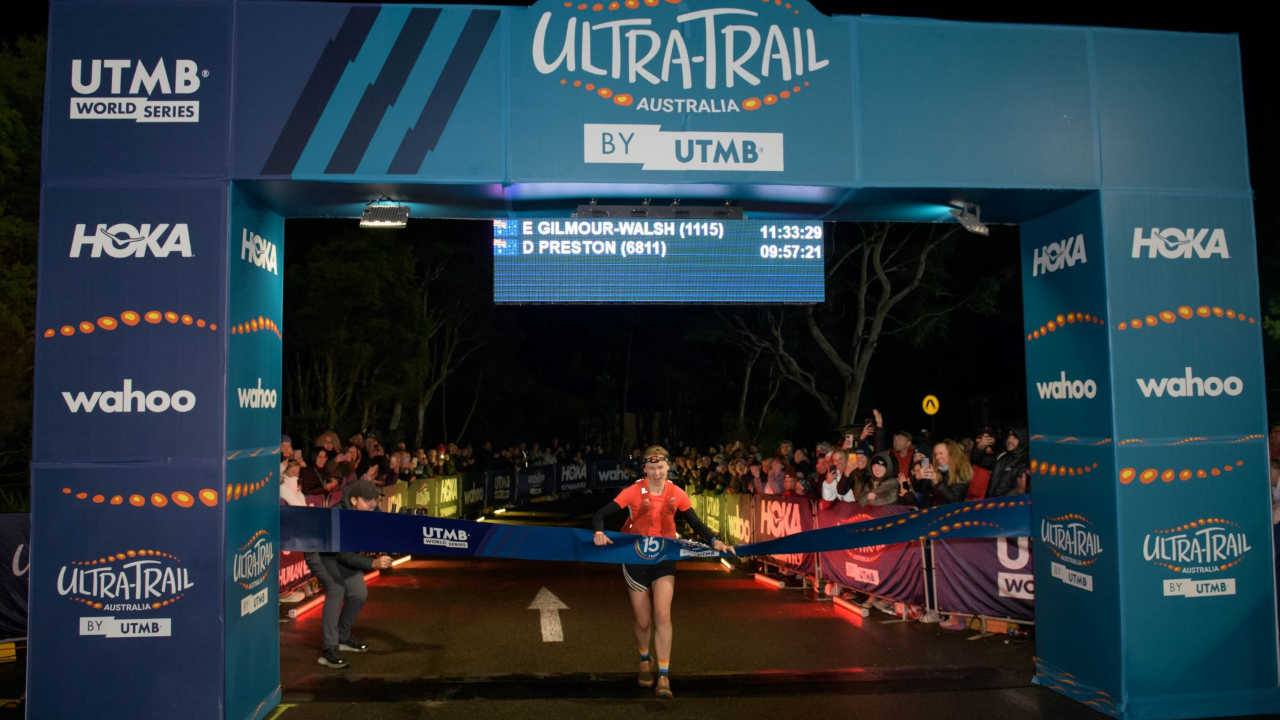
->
[[859, 453, 901, 506], [927, 440, 989, 505]]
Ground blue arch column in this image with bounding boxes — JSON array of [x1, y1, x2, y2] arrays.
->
[[1022, 191, 1280, 719]]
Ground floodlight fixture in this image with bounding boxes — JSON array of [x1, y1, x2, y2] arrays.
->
[[361, 196, 409, 228], [949, 202, 989, 236]]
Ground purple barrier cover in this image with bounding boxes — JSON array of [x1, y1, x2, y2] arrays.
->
[[816, 503, 924, 604], [754, 496, 815, 575], [933, 536, 1034, 620]]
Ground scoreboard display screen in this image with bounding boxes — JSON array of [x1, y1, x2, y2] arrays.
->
[[493, 218, 825, 303]]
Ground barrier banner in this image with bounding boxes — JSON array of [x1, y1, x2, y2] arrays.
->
[[460, 473, 487, 517], [405, 477, 430, 511], [591, 460, 632, 490], [0, 514, 29, 639], [433, 476, 461, 519], [380, 481, 409, 514], [487, 471, 516, 507], [817, 503, 923, 604], [723, 494, 755, 546], [556, 462, 590, 494], [933, 537, 1035, 620], [517, 466, 555, 501], [753, 495, 816, 574], [278, 550, 310, 593]]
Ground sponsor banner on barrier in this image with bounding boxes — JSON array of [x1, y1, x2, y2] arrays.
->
[[518, 467, 556, 500], [34, 184, 229, 463], [45, 1, 232, 177], [557, 463, 590, 494], [27, 467, 224, 719], [461, 474, 487, 517], [592, 460, 633, 490], [723, 494, 755, 546], [0, 514, 29, 639], [487, 472, 516, 506], [754, 496, 815, 574], [224, 454, 280, 720], [933, 537, 1035, 620], [816, 503, 923, 604], [509, 0, 856, 185], [435, 476, 461, 519], [279, 551, 311, 592]]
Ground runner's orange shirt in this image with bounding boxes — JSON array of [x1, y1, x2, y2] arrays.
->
[[612, 480, 691, 539]]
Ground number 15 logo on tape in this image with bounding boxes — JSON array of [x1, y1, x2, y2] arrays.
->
[[635, 536, 664, 560]]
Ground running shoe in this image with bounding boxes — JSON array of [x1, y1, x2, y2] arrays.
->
[[872, 599, 897, 616], [317, 648, 349, 669], [939, 616, 968, 631], [655, 675, 673, 699], [280, 590, 305, 604], [339, 637, 369, 653], [638, 660, 655, 687]]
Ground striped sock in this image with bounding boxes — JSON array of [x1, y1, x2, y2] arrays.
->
[[639, 650, 651, 662], [657, 660, 670, 677]]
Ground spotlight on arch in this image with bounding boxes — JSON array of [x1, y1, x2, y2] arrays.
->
[[361, 197, 409, 229], [949, 202, 989, 236]]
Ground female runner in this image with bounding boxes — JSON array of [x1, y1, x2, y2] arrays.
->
[[593, 445, 733, 699]]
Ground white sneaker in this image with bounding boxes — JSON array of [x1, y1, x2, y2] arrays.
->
[[919, 610, 942, 624], [281, 590, 305, 604]]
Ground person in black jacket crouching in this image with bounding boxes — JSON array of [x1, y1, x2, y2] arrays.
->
[[305, 479, 393, 669]]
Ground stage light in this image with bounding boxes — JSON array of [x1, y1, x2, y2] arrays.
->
[[361, 197, 409, 228], [720, 558, 733, 571], [494, 508, 507, 515], [949, 202, 989, 236], [391, 555, 413, 567], [753, 573, 785, 589]]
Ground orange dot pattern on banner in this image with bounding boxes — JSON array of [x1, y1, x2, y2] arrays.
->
[[69, 593, 186, 610], [62, 486, 219, 508], [226, 471, 275, 502], [1115, 305, 1256, 331], [1025, 312, 1106, 342], [559, 0, 806, 106], [1119, 433, 1262, 447], [229, 316, 282, 340], [1118, 460, 1244, 486], [1027, 435, 1113, 446], [1030, 461, 1099, 477], [42, 310, 218, 339], [912, 500, 1024, 540], [226, 447, 280, 460]]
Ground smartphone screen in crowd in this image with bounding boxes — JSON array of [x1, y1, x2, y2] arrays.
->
[[843, 434, 854, 450]]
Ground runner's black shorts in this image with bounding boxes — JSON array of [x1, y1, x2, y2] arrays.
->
[[622, 560, 677, 592]]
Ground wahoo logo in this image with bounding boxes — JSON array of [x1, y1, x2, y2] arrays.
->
[[241, 229, 278, 275], [997, 536, 1034, 600], [596, 467, 629, 485], [728, 510, 753, 544], [463, 485, 485, 505], [1132, 228, 1229, 259], [1036, 372, 1098, 400], [236, 379, 278, 409], [1135, 368, 1243, 398], [70, 223, 192, 258], [70, 58, 202, 122], [760, 500, 801, 537], [1032, 234, 1086, 277], [422, 526, 469, 549], [63, 380, 196, 414]]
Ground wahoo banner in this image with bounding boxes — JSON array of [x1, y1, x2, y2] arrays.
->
[[281, 496, 1031, 563]]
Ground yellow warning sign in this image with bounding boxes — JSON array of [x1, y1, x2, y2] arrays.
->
[[922, 395, 940, 416]]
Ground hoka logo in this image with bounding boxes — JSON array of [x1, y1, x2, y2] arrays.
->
[[439, 480, 458, 504], [1135, 368, 1243, 398], [760, 500, 800, 537], [1032, 234, 1086, 277], [241, 228, 278, 275], [1132, 228, 1228, 259], [70, 223, 192, 258]]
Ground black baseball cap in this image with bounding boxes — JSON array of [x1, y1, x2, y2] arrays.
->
[[347, 479, 381, 501]]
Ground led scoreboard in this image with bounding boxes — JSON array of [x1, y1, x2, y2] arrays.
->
[[493, 218, 825, 303]]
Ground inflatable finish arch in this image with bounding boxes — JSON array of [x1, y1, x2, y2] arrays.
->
[[32, 1, 1275, 718]]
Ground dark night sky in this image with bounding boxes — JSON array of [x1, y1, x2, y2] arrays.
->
[[13, 2, 1271, 447]]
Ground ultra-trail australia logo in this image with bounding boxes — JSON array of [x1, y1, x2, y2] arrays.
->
[[58, 549, 194, 639], [1143, 517, 1250, 598], [70, 58, 204, 123], [839, 512, 886, 585], [531, 1, 835, 171], [1041, 514, 1102, 592], [232, 530, 274, 617]]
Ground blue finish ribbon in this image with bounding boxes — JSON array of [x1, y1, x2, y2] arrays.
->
[[281, 496, 1032, 564]]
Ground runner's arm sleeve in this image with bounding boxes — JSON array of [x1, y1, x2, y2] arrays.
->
[[593, 502, 624, 533], [680, 508, 716, 543]]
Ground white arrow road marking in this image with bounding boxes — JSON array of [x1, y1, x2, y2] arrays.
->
[[528, 587, 568, 642]]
